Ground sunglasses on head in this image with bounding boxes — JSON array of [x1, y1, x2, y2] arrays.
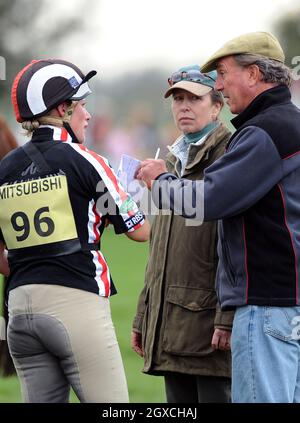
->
[[167, 70, 216, 87]]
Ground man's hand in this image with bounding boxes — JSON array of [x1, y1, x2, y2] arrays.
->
[[211, 328, 231, 351], [135, 159, 167, 190], [131, 330, 144, 357]]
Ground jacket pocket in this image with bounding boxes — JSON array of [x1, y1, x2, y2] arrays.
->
[[163, 286, 216, 357], [263, 306, 295, 342]]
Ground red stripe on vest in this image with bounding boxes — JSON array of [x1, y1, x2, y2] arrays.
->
[[60, 127, 68, 142], [96, 251, 110, 297], [78, 144, 127, 201], [92, 202, 101, 243]]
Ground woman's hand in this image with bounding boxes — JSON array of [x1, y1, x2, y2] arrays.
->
[[131, 330, 144, 357], [0, 241, 9, 277]]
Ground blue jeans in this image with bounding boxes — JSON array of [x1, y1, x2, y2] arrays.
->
[[232, 305, 300, 403]]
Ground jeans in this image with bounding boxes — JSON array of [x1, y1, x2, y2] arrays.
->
[[232, 305, 300, 403]]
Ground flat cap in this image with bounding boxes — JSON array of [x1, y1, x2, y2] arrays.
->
[[201, 31, 285, 72]]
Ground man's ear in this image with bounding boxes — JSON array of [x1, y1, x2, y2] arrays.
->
[[248, 64, 261, 87]]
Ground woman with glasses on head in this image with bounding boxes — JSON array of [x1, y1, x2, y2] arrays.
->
[[132, 65, 233, 403]]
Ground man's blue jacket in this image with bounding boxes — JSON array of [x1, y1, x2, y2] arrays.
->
[[155, 86, 300, 310]]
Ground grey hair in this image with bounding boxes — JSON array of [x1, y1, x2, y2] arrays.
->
[[233, 54, 292, 87]]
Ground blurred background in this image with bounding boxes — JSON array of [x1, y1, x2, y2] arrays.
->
[[2, 0, 300, 166], [0, 0, 300, 403]]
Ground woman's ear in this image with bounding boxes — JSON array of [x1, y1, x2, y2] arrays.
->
[[212, 101, 222, 119], [56, 102, 67, 117]]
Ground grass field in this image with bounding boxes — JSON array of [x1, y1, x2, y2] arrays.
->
[[0, 227, 165, 403]]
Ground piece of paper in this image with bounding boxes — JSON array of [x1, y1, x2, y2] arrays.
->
[[117, 154, 146, 203], [117, 154, 141, 186]]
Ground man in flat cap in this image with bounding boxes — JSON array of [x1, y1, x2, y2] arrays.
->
[[137, 32, 300, 402]]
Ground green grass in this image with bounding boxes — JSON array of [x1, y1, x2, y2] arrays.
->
[[0, 227, 165, 403]]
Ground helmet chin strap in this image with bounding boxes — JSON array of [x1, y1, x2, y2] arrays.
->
[[62, 101, 80, 143], [63, 121, 80, 143], [38, 101, 80, 143]]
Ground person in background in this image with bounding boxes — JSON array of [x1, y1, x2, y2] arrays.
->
[[0, 59, 150, 403], [136, 32, 300, 403], [132, 65, 233, 403]]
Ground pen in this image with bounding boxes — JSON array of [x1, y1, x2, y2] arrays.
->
[[154, 147, 160, 160]]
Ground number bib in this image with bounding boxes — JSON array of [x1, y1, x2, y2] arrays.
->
[[0, 175, 78, 250]]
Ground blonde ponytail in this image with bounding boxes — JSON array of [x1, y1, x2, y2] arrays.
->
[[21, 100, 78, 137]]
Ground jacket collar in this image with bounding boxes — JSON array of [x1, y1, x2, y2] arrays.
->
[[31, 125, 73, 143], [231, 85, 291, 130], [166, 122, 229, 176]]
